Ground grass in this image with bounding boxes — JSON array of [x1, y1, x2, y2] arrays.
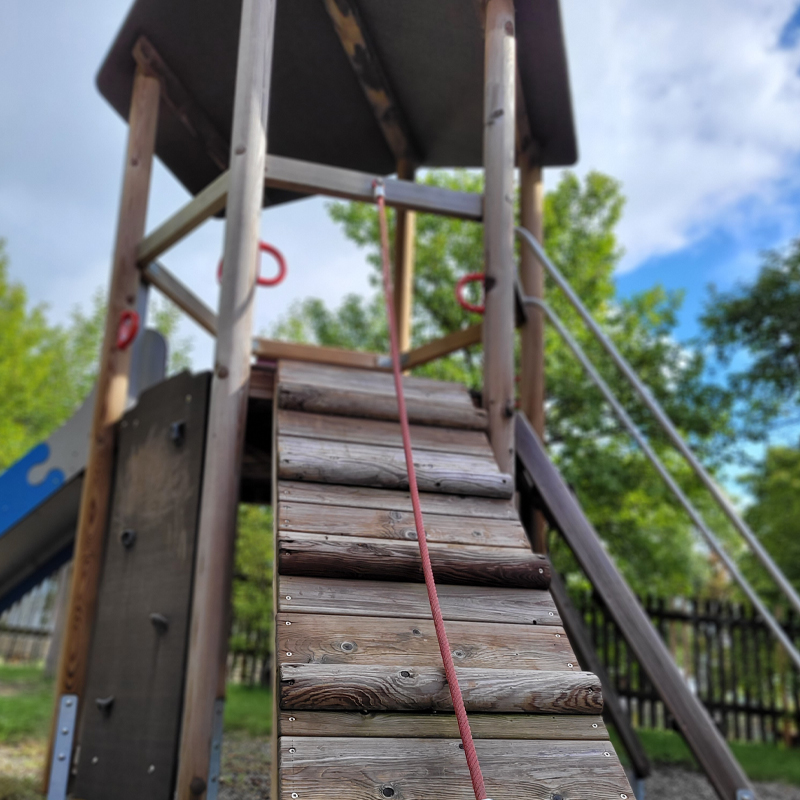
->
[[610, 726, 800, 787], [223, 684, 273, 738], [0, 664, 53, 745]]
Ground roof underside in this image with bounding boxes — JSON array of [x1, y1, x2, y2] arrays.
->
[[97, 0, 578, 206]]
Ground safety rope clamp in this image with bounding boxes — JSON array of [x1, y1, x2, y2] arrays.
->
[[372, 178, 386, 200]]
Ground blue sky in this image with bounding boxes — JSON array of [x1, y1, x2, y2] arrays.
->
[[3, 0, 800, 442]]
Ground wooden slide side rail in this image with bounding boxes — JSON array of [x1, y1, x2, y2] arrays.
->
[[515, 413, 753, 800]]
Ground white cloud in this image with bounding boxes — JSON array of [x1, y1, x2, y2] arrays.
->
[[560, 0, 800, 271]]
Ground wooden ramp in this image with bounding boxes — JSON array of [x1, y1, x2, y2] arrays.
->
[[272, 360, 633, 800]]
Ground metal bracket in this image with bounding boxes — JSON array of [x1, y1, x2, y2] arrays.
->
[[206, 698, 225, 800], [47, 694, 78, 800]]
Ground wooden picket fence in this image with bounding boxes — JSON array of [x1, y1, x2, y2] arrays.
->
[[576, 591, 800, 745]]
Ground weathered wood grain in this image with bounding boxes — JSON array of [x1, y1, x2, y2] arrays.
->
[[279, 737, 632, 800], [278, 533, 550, 589], [277, 577, 561, 626], [278, 482, 518, 520], [279, 360, 469, 402], [279, 665, 603, 714], [278, 437, 513, 498], [278, 382, 488, 430], [278, 501, 528, 548], [277, 409, 493, 457], [279, 711, 608, 740], [276, 614, 575, 670]]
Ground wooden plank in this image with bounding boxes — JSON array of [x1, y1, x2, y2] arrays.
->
[[280, 665, 602, 714], [143, 261, 218, 335], [482, 0, 517, 474], [278, 576, 561, 626], [403, 323, 483, 370], [278, 533, 548, 588], [72, 373, 210, 800], [175, 1, 277, 796], [264, 154, 483, 220], [549, 570, 651, 779], [279, 712, 608, 740], [277, 409, 493, 457], [278, 381, 487, 429], [278, 501, 528, 548], [515, 413, 754, 800], [321, 0, 417, 163], [249, 366, 275, 401], [276, 614, 575, 671], [137, 171, 230, 266], [279, 359, 471, 403], [255, 339, 383, 369], [279, 737, 631, 800], [278, 437, 512, 498], [47, 67, 161, 788], [278, 481, 518, 520], [394, 160, 416, 354]]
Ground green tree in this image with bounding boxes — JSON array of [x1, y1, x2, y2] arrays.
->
[[230, 505, 274, 680], [701, 239, 800, 433], [739, 445, 800, 601], [271, 171, 742, 598]]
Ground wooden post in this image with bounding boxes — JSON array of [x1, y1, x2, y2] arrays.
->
[[394, 159, 416, 355], [482, 0, 517, 475], [44, 67, 160, 785], [519, 157, 547, 550], [174, 0, 277, 797]]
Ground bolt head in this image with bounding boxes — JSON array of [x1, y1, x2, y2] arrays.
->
[[291, 793, 299, 798], [58, 753, 66, 761], [289, 747, 296, 753], [285, 595, 292, 600], [286, 651, 293, 657], [288, 716, 296, 721]]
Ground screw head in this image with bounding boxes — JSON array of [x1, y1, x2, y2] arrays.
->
[[539, 568, 544, 573], [621, 795, 628, 799], [92, 756, 99, 764], [291, 793, 299, 798], [286, 651, 293, 657], [568, 663, 574, 668], [289, 716, 296, 722], [285, 595, 292, 600], [289, 747, 296, 753], [604, 752, 611, 757], [592, 723, 598, 728], [66, 699, 73, 707], [556, 634, 561, 638], [285, 621, 292, 625], [61, 727, 69, 734], [58, 753, 66, 761], [549, 612, 554, 616]]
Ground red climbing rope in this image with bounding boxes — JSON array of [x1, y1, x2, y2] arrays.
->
[[374, 181, 489, 800], [455, 272, 486, 314]]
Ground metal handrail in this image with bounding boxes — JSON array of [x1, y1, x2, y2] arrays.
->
[[516, 225, 800, 621], [520, 294, 800, 671]]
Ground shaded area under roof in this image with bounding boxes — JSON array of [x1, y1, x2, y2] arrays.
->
[[97, 0, 577, 206]]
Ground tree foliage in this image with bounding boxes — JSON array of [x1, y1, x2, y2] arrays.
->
[[272, 171, 745, 597], [701, 239, 800, 430], [0, 239, 192, 471]]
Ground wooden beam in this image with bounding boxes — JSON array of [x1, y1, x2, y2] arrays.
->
[[138, 156, 481, 266], [132, 36, 229, 171], [253, 337, 382, 369], [519, 157, 547, 552], [403, 323, 482, 369], [263, 154, 482, 219], [46, 67, 161, 788], [515, 413, 755, 800], [394, 159, 416, 354], [482, 0, 517, 475], [175, 0, 277, 796], [137, 171, 229, 265], [143, 261, 218, 336], [320, 0, 418, 163]]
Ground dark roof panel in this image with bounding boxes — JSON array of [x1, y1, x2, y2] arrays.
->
[[97, 0, 577, 204]]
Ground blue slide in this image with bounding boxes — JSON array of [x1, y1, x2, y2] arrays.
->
[[0, 330, 167, 613]]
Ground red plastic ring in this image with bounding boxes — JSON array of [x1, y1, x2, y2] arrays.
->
[[116, 309, 140, 351], [455, 272, 486, 314], [217, 241, 287, 287]]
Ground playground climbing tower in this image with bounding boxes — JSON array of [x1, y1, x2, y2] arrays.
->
[[0, 0, 759, 799]]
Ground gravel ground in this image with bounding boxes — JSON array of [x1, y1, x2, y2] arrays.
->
[[644, 766, 800, 800]]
